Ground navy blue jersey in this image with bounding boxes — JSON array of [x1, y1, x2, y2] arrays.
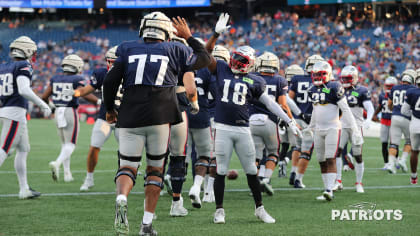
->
[[344, 85, 371, 108], [115, 40, 196, 88], [249, 73, 288, 123], [378, 92, 392, 120], [214, 61, 266, 127], [50, 74, 85, 108], [405, 88, 420, 119], [89, 68, 108, 120], [308, 81, 345, 106], [187, 68, 216, 128], [389, 84, 416, 119], [177, 72, 190, 112], [290, 75, 313, 116], [0, 61, 33, 109], [208, 74, 217, 118]]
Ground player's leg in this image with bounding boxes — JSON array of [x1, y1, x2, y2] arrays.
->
[[114, 127, 145, 235], [398, 123, 411, 172], [333, 128, 349, 191], [234, 132, 275, 223], [323, 129, 340, 200], [409, 133, 419, 184], [290, 119, 305, 184], [295, 128, 313, 188], [189, 127, 212, 208], [352, 128, 364, 193], [81, 119, 113, 191], [278, 126, 290, 178], [380, 124, 390, 169], [388, 116, 403, 174], [168, 112, 188, 216], [0, 118, 18, 167], [204, 127, 216, 203], [213, 129, 234, 224]]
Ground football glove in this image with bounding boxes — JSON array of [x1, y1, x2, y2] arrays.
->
[[215, 13, 231, 34], [352, 131, 364, 146], [288, 119, 302, 138], [41, 105, 52, 117], [190, 100, 199, 115], [363, 120, 371, 130], [62, 87, 75, 97]]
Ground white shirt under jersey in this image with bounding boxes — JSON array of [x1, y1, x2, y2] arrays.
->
[[312, 103, 341, 131], [0, 106, 27, 124], [342, 106, 363, 128]]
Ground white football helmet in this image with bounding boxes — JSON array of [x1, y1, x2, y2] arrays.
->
[[305, 55, 325, 73], [230, 45, 255, 74], [384, 76, 398, 94], [311, 61, 332, 86], [9, 36, 37, 60], [212, 45, 230, 64], [340, 65, 359, 88], [106, 46, 118, 61], [139, 11, 173, 41], [416, 68, 420, 86], [285, 64, 304, 82], [255, 52, 280, 74], [171, 36, 188, 46], [401, 69, 416, 84], [62, 54, 84, 74]]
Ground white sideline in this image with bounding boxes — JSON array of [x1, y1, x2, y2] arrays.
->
[[0, 185, 419, 198]]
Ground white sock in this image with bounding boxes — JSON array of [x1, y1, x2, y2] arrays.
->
[[258, 165, 266, 177], [336, 157, 343, 181], [193, 175, 204, 187], [291, 166, 297, 173], [206, 177, 215, 193], [326, 173, 337, 191], [87, 172, 94, 180], [0, 149, 7, 167], [389, 155, 396, 165], [142, 211, 154, 225], [355, 162, 364, 183], [321, 173, 328, 190], [56, 143, 75, 166], [401, 152, 409, 163], [296, 172, 304, 181], [411, 173, 418, 178], [116, 194, 127, 203], [14, 151, 29, 191], [63, 157, 71, 174], [264, 168, 273, 179]]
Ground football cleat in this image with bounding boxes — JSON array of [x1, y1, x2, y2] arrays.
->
[[294, 179, 306, 189], [343, 154, 355, 170], [203, 191, 215, 203], [289, 172, 296, 185], [80, 177, 94, 191], [355, 182, 364, 193], [260, 178, 274, 196], [255, 206, 275, 223], [316, 195, 326, 201], [64, 171, 74, 182], [278, 161, 287, 178], [19, 187, 41, 199], [188, 184, 202, 208], [163, 174, 173, 195], [410, 176, 417, 185], [318, 190, 333, 201], [49, 161, 59, 181], [213, 208, 225, 224], [114, 198, 129, 235], [343, 165, 351, 172], [398, 159, 408, 172], [170, 197, 188, 217], [381, 163, 389, 171], [139, 223, 157, 236], [387, 162, 397, 174], [332, 180, 343, 191]]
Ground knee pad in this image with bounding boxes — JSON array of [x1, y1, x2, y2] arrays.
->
[[195, 156, 210, 168], [169, 156, 186, 182], [291, 146, 301, 152], [115, 167, 137, 185], [389, 144, 399, 150], [209, 157, 217, 168], [299, 152, 311, 161], [335, 148, 343, 158], [354, 155, 363, 163], [146, 153, 166, 167], [119, 151, 141, 169], [144, 170, 164, 189], [266, 154, 278, 165]]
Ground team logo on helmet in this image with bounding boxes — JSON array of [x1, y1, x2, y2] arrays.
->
[[229, 46, 255, 74]]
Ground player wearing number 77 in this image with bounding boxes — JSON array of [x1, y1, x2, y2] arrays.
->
[[386, 69, 417, 174], [42, 54, 99, 183], [205, 12, 301, 224]]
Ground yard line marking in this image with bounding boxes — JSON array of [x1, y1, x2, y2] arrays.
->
[[1, 185, 419, 198]]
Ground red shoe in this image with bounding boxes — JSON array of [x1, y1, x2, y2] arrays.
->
[[411, 176, 418, 185]]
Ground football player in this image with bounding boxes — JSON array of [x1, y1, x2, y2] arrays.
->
[[249, 52, 296, 195], [205, 13, 300, 224], [387, 69, 417, 174], [372, 76, 398, 170], [102, 12, 210, 236], [42, 55, 97, 182], [61, 46, 121, 191], [308, 61, 362, 201], [289, 55, 324, 188], [333, 65, 374, 193], [0, 36, 51, 199], [401, 72, 420, 184]]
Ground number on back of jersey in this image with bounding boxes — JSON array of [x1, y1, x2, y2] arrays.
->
[[52, 83, 73, 102], [0, 73, 14, 96]]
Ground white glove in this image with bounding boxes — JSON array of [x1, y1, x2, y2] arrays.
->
[[352, 131, 364, 146], [41, 105, 52, 117], [97, 99, 102, 105], [288, 119, 302, 138], [363, 120, 371, 130], [215, 13, 231, 34], [48, 100, 56, 109], [62, 87, 75, 97], [190, 100, 199, 115]]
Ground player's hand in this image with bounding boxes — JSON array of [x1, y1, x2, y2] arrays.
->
[[215, 13, 231, 34], [41, 106, 52, 117], [96, 99, 102, 106], [363, 120, 371, 130], [300, 113, 311, 124], [190, 100, 199, 115], [62, 87, 75, 97], [106, 110, 118, 124], [352, 132, 364, 146], [172, 16, 192, 40], [372, 115, 379, 122], [288, 119, 302, 138]]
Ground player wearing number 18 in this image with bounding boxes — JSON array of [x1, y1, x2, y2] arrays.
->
[[386, 69, 417, 174]]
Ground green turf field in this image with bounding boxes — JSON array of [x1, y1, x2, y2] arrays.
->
[[0, 119, 419, 236]]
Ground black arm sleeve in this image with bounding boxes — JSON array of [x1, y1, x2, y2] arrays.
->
[[103, 61, 123, 112], [186, 37, 211, 71]]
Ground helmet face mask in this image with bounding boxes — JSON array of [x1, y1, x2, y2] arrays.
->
[[105, 46, 118, 70], [340, 65, 358, 88], [311, 61, 332, 86], [229, 46, 255, 74], [340, 75, 354, 88]]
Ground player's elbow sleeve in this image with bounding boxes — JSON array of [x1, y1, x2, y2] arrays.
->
[[187, 37, 211, 70]]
